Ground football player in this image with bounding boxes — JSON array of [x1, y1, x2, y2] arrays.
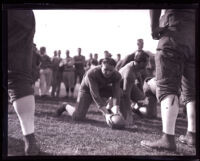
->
[[7, 10, 42, 155], [141, 9, 196, 151], [55, 58, 121, 124]]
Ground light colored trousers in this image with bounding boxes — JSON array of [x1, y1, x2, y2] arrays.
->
[[39, 68, 53, 96]]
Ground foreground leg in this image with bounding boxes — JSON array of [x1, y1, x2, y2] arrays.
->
[[13, 95, 41, 155], [141, 95, 178, 151], [179, 101, 196, 146]]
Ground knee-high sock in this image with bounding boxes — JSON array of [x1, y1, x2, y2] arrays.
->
[[161, 94, 179, 135], [13, 95, 35, 136], [186, 101, 196, 133]]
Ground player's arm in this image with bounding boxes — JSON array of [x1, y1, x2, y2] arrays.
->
[[112, 80, 121, 107], [117, 54, 135, 70], [86, 73, 106, 110], [122, 76, 133, 99], [149, 10, 168, 40]]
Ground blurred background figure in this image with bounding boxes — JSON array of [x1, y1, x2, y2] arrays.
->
[[60, 50, 75, 98], [90, 59, 99, 69], [31, 43, 41, 89], [74, 48, 86, 84], [99, 50, 112, 65], [85, 53, 93, 71], [39, 46, 53, 98], [94, 53, 99, 63], [116, 53, 121, 63], [115, 39, 149, 91], [51, 50, 62, 97], [56, 50, 63, 97]]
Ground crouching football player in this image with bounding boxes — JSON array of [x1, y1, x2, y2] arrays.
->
[[55, 58, 122, 125], [131, 77, 157, 119]]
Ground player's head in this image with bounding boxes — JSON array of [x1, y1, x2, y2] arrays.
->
[[66, 50, 70, 57], [101, 58, 116, 78], [94, 53, 98, 60], [40, 47, 46, 55], [104, 50, 110, 58], [78, 48, 81, 55], [89, 53, 93, 59], [54, 50, 58, 57], [117, 54, 121, 60], [137, 39, 144, 50]]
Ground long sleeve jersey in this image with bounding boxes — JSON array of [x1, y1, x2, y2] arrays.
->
[[80, 66, 121, 108]]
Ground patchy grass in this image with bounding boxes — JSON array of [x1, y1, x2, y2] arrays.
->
[[7, 97, 196, 157]]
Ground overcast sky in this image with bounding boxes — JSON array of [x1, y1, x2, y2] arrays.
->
[[33, 10, 160, 59]]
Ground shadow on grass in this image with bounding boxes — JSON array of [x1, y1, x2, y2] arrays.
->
[[7, 136, 25, 156]]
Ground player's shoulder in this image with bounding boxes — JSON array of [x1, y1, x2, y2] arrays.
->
[[87, 65, 101, 76], [113, 70, 122, 80]]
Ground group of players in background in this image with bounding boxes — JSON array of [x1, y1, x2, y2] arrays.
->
[[32, 39, 155, 101]]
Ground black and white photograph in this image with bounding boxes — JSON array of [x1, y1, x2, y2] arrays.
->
[[2, 2, 199, 159]]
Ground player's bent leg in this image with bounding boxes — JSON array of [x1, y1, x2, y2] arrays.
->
[[72, 91, 93, 121]]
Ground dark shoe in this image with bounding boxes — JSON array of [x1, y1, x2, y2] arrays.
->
[[23, 133, 40, 156], [141, 133, 176, 151], [179, 131, 196, 147], [132, 107, 143, 118], [55, 103, 67, 117]]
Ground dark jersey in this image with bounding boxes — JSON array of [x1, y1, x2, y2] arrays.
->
[[74, 55, 86, 71], [40, 55, 52, 69], [115, 50, 149, 71], [119, 61, 142, 91], [80, 66, 121, 108]]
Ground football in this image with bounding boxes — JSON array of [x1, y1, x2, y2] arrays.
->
[[107, 114, 126, 129]]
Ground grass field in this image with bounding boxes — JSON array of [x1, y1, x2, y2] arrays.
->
[[7, 95, 196, 157]]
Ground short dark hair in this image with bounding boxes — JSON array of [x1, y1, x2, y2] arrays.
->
[[40, 47, 46, 54], [102, 57, 116, 67]]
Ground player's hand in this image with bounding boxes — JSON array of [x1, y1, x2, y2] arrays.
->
[[111, 105, 121, 115], [105, 113, 113, 125], [151, 25, 168, 40]]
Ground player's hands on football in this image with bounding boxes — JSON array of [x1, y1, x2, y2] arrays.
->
[[105, 113, 113, 126]]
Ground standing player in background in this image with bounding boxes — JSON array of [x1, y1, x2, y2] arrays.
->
[[99, 50, 112, 65], [39, 46, 53, 98], [60, 50, 75, 98], [56, 50, 63, 97], [74, 48, 86, 84], [141, 9, 196, 151], [7, 10, 42, 155], [115, 39, 149, 90], [55, 58, 121, 124], [116, 53, 121, 64], [94, 53, 99, 63], [51, 50, 62, 97], [85, 53, 93, 71]]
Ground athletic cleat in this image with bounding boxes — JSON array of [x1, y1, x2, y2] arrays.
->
[[132, 107, 143, 118], [141, 133, 176, 151], [179, 132, 196, 147], [55, 103, 67, 117], [23, 134, 41, 156]]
